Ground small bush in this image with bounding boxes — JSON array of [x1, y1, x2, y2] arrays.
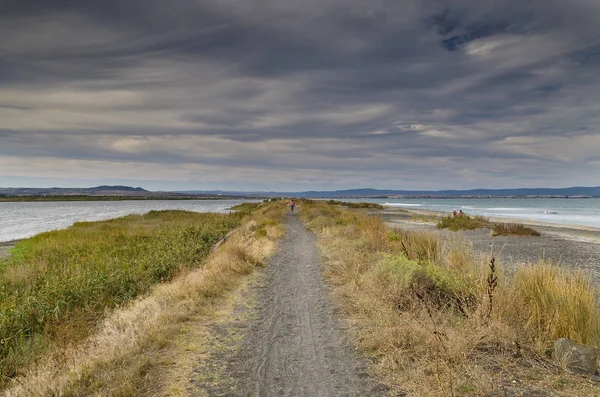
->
[[436, 215, 489, 231], [375, 254, 477, 314], [491, 223, 540, 236], [325, 200, 384, 209]]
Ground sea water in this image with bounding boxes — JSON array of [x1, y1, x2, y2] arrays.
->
[[0, 199, 258, 242], [343, 198, 600, 229]]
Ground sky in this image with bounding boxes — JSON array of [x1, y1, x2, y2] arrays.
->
[[1, 0, 600, 192]]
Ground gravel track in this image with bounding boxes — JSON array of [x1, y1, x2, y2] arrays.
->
[[198, 213, 388, 397]]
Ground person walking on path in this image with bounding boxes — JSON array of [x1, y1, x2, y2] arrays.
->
[[289, 199, 295, 214]]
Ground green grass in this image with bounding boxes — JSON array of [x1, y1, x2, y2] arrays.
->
[[0, 210, 242, 383], [436, 215, 490, 231], [491, 223, 541, 236]]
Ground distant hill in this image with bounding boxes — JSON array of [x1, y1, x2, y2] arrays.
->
[[179, 186, 600, 198], [0, 185, 150, 196], [0, 185, 248, 200]]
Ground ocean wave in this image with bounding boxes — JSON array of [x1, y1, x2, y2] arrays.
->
[[384, 203, 423, 207]]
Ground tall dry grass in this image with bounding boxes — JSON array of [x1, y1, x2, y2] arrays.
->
[[2, 204, 285, 396], [299, 199, 600, 396]]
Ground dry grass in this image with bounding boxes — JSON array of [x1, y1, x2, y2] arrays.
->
[[3, 204, 284, 396], [299, 199, 600, 396], [491, 223, 541, 237]]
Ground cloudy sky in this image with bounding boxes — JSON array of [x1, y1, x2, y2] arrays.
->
[[1, 0, 600, 191]]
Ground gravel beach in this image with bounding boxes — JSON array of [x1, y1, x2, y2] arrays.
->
[[375, 208, 600, 287]]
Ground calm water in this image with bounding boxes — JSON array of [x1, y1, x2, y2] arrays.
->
[[344, 198, 600, 229], [0, 200, 258, 242]]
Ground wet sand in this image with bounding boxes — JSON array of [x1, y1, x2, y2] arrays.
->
[[374, 208, 600, 286]]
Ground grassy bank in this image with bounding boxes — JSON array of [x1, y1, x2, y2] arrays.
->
[[4, 203, 285, 396], [0, 210, 243, 385], [300, 200, 600, 396]]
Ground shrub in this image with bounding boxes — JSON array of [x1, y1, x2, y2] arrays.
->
[[436, 215, 489, 231], [491, 223, 540, 236], [325, 200, 384, 209]]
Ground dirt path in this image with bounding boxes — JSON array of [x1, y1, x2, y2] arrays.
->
[[195, 214, 388, 396]]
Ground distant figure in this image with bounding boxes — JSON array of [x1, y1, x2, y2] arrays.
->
[[289, 199, 295, 214], [458, 210, 464, 217], [452, 210, 457, 217]]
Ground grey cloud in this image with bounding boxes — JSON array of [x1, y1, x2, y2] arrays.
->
[[1, 0, 600, 189]]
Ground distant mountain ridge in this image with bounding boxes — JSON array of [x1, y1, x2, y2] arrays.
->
[[0, 185, 150, 196], [179, 186, 600, 198]]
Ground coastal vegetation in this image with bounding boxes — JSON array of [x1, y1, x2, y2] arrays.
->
[[300, 200, 600, 396], [491, 222, 541, 236], [436, 214, 490, 231], [0, 210, 245, 388], [325, 200, 385, 209]]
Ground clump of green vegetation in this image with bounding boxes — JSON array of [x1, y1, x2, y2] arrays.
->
[[0, 210, 242, 383], [491, 223, 541, 236], [436, 215, 489, 231], [325, 200, 384, 209]]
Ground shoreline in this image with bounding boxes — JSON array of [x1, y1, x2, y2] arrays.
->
[[389, 207, 600, 245], [398, 207, 600, 232]]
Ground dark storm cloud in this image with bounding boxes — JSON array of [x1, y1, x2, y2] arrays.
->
[[1, 0, 600, 189]]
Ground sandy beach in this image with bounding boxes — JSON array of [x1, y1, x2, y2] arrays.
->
[[375, 208, 600, 287]]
